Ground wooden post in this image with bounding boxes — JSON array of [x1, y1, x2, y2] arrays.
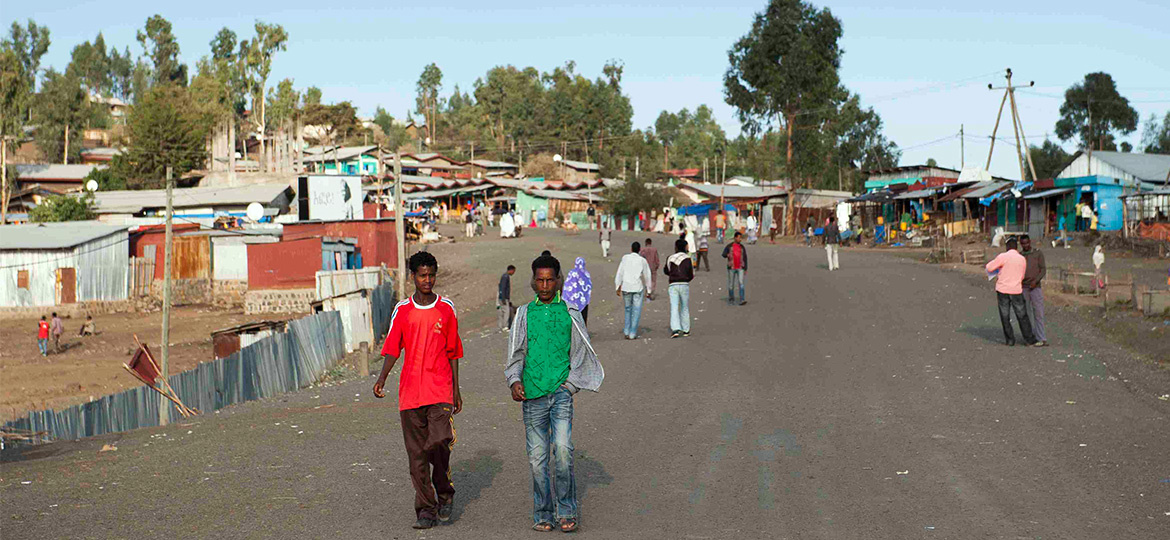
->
[[358, 341, 370, 377], [986, 90, 1009, 170], [394, 153, 406, 302], [63, 124, 69, 164], [377, 147, 384, 219], [160, 166, 173, 426]]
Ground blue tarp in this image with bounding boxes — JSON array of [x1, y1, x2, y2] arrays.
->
[[678, 202, 737, 216]]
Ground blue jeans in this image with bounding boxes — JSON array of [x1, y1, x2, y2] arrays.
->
[[37, 338, 48, 355], [523, 387, 576, 524], [668, 283, 690, 333], [622, 291, 644, 337], [727, 268, 746, 303]]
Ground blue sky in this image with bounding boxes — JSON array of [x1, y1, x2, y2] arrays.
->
[[8, 0, 1170, 178]]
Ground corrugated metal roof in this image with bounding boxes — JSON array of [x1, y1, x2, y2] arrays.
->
[[893, 188, 939, 200], [13, 164, 103, 181], [302, 145, 377, 163], [91, 184, 292, 214], [403, 184, 492, 199], [526, 189, 589, 201], [0, 221, 127, 250], [562, 159, 599, 172], [469, 159, 517, 168], [961, 181, 1012, 199], [680, 182, 785, 199], [1087, 151, 1170, 182], [1022, 187, 1075, 200]]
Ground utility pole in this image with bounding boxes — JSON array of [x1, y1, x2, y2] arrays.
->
[[394, 153, 406, 301], [63, 125, 69, 164], [470, 141, 475, 162], [635, 156, 639, 180], [377, 147, 384, 218], [986, 69, 1036, 180], [160, 166, 173, 426], [1087, 100, 1093, 176], [960, 124, 965, 168]]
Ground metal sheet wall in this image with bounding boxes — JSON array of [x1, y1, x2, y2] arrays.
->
[[0, 231, 128, 307]]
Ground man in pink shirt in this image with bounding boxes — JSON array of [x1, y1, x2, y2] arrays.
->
[[985, 238, 1036, 346]]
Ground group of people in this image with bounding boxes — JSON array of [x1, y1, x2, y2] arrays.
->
[[984, 235, 1050, 347], [34, 313, 96, 356], [378, 251, 602, 532]]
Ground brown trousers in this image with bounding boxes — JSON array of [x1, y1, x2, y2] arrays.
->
[[400, 403, 456, 519]]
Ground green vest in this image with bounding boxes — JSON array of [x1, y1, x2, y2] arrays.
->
[[522, 294, 572, 399]]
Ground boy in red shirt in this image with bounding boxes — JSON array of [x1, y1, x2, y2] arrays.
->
[[373, 251, 464, 529], [36, 316, 50, 356]]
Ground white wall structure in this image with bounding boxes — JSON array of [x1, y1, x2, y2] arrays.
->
[[0, 222, 129, 307]]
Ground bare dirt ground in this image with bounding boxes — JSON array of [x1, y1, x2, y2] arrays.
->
[[0, 308, 292, 423]]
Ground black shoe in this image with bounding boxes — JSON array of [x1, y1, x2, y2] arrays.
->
[[413, 518, 438, 529], [671, 331, 680, 338], [681, 331, 690, 337], [438, 502, 453, 522], [1006, 340, 1016, 347], [738, 301, 747, 306]]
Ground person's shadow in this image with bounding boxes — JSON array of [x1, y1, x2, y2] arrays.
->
[[449, 449, 504, 522], [576, 450, 612, 502], [958, 324, 1006, 344]]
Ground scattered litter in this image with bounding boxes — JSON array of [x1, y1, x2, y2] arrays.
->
[[20, 481, 32, 485], [313, 404, 335, 410], [1066, 401, 1076, 405], [1159, 395, 1169, 401], [274, 423, 281, 426], [925, 526, 935, 530], [297, 431, 304, 435], [897, 470, 909, 475], [49, 504, 58, 508], [1079, 444, 1087, 447], [187, 430, 193, 434], [99, 444, 117, 452]]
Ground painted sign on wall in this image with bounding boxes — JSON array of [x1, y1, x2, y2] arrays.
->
[[305, 175, 362, 220]]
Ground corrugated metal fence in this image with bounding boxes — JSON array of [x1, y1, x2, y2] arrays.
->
[[4, 311, 346, 444]]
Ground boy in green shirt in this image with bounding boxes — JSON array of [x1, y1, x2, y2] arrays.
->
[[504, 255, 604, 533]]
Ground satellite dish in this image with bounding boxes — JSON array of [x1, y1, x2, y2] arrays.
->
[[85, 180, 99, 192], [553, 154, 563, 162], [246, 202, 265, 222], [424, 137, 432, 146]]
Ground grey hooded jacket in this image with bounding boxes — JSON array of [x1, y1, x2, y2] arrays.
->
[[504, 303, 604, 394]]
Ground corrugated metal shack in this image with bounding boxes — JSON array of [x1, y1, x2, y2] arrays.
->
[[0, 222, 129, 307], [211, 320, 289, 359]]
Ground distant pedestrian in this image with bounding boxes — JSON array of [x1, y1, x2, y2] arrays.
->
[[715, 211, 727, 243], [1052, 213, 1070, 249], [464, 210, 475, 238], [685, 228, 697, 263], [37, 316, 49, 356], [696, 233, 711, 271], [805, 216, 815, 247], [50, 312, 64, 352], [1081, 202, 1094, 232], [640, 239, 660, 300], [769, 215, 778, 244], [985, 238, 1036, 346], [78, 315, 96, 336], [373, 251, 464, 530], [562, 257, 593, 325], [1092, 245, 1105, 289], [824, 217, 840, 271], [721, 232, 748, 305], [1020, 235, 1048, 347], [614, 241, 652, 339], [498, 265, 517, 332], [599, 226, 612, 258], [745, 211, 758, 244], [505, 254, 603, 533], [664, 239, 695, 338]]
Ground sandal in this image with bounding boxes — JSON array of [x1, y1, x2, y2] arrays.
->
[[532, 522, 554, 532], [559, 518, 578, 533]]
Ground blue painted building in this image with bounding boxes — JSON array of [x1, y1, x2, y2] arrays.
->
[[302, 145, 380, 176], [1055, 151, 1170, 231]]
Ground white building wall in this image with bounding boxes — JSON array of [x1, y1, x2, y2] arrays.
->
[[1057, 153, 1136, 183], [0, 231, 128, 307], [0, 249, 74, 306], [76, 231, 129, 302]]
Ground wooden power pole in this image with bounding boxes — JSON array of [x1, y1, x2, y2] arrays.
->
[[160, 166, 173, 426], [986, 69, 1037, 181], [394, 153, 406, 301]]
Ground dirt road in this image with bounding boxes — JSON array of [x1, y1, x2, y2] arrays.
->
[[2, 227, 1167, 539]]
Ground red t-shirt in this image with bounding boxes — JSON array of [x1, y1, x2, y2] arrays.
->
[[380, 295, 463, 411], [37, 320, 50, 339], [730, 243, 744, 270]]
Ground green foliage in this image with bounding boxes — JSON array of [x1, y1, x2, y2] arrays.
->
[[1055, 72, 1138, 151], [85, 166, 126, 191], [602, 177, 670, 217], [416, 63, 443, 142], [1026, 140, 1071, 181], [1, 20, 51, 140], [4, 20, 51, 91], [113, 84, 208, 187], [373, 106, 413, 151], [137, 15, 187, 87], [304, 86, 322, 107], [303, 99, 359, 146], [240, 21, 288, 132], [1141, 112, 1170, 154], [654, 105, 726, 169], [266, 77, 299, 126], [926, 158, 938, 167], [30, 192, 96, 222], [33, 68, 107, 163]]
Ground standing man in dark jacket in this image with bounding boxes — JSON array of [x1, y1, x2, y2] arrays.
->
[[721, 232, 748, 305], [640, 238, 661, 300], [664, 239, 695, 338], [498, 265, 516, 332], [1020, 235, 1048, 347], [823, 217, 840, 271]]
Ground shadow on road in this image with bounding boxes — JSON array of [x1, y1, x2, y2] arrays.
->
[[576, 450, 612, 502], [958, 323, 1006, 344], [450, 448, 504, 521]]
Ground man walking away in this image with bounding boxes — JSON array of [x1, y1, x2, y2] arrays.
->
[[715, 211, 727, 243], [664, 239, 695, 338], [464, 210, 475, 238], [696, 232, 711, 271], [985, 238, 1036, 346], [499, 265, 517, 332], [599, 226, 612, 258], [50, 312, 64, 352], [505, 254, 604, 533], [614, 241, 652, 339], [640, 238, 661, 300], [37, 316, 50, 356], [824, 217, 840, 271], [721, 232, 748, 305], [1020, 235, 1048, 347], [373, 251, 464, 529]]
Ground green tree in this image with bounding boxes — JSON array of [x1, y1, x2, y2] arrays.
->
[[1054, 72, 1138, 152], [67, 33, 112, 95], [240, 21, 288, 143], [266, 77, 299, 127], [303, 99, 359, 149], [304, 86, 322, 107], [1025, 140, 1071, 181], [4, 20, 51, 91], [84, 165, 127, 191], [113, 84, 207, 187], [926, 158, 938, 167], [108, 46, 135, 101], [1141, 112, 1170, 154], [30, 192, 96, 222], [137, 15, 187, 87], [724, 0, 843, 231], [33, 69, 107, 163], [416, 63, 443, 143], [602, 176, 670, 217]]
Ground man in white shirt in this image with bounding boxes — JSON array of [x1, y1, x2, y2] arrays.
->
[[614, 242, 652, 339]]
